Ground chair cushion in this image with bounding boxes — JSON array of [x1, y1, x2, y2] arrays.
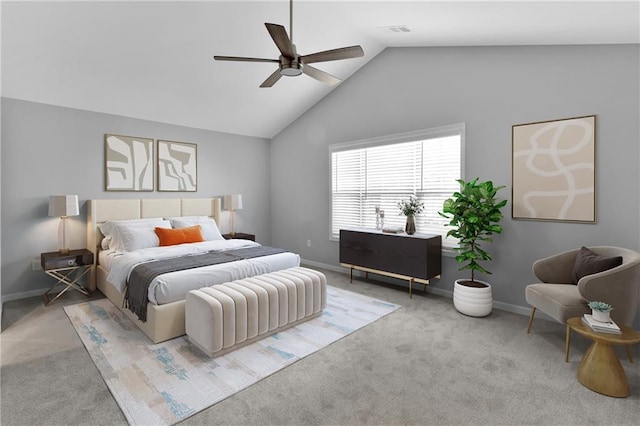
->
[[525, 283, 589, 323], [571, 246, 622, 284]]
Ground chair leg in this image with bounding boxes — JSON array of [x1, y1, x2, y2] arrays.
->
[[626, 345, 634, 363], [565, 323, 571, 362], [526, 307, 536, 334]]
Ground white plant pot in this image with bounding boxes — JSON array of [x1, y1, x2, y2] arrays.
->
[[453, 279, 493, 317], [591, 309, 611, 323]]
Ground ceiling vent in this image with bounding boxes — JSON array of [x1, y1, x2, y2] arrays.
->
[[378, 25, 412, 33]]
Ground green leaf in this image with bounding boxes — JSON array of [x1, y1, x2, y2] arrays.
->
[[436, 177, 506, 280]]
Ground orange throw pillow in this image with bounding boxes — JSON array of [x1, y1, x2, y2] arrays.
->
[[155, 225, 204, 246]]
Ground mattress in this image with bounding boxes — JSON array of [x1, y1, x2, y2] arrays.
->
[[99, 240, 300, 305]]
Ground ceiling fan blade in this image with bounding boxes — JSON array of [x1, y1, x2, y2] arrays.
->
[[260, 68, 283, 88], [300, 45, 364, 64], [265, 23, 295, 58], [302, 64, 340, 86], [214, 56, 279, 63]]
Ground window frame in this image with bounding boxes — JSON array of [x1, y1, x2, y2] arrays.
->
[[328, 123, 466, 249]]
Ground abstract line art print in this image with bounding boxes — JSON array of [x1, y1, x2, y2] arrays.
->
[[512, 115, 596, 222], [105, 134, 154, 191], [158, 140, 197, 192]]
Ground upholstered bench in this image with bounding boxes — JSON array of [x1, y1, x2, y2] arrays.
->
[[186, 267, 327, 357]]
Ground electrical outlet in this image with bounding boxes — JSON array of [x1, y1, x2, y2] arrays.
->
[[306, 239, 311, 248], [31, 259, 42, 270]]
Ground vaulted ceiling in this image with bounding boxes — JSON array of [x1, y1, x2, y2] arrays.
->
[[2, 1, 638, 139]]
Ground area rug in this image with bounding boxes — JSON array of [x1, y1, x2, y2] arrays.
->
[[64, 286, 400, 425]]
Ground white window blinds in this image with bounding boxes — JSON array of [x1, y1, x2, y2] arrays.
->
[[330, 125, 463, 248]]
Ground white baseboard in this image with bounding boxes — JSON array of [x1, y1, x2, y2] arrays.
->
[[2, 260, 537, 321], [1, 287, 49, 304], [493, 299, 535, 317], [300, 258, 535, 318], [300, 259, 346, 274]]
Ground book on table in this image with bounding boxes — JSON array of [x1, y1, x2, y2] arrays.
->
[[381, 226, 404, 234], [582, 314, 621, 334]]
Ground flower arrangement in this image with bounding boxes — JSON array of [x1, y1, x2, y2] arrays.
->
[[588, 301, 613, 313], [397, 195, 424, 217]]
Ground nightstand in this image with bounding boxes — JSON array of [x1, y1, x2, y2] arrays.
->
[[222, 232, 255, 241], [41, 249, 94, 306]]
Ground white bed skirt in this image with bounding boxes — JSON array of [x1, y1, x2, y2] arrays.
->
[[97, 266, 188, 343]]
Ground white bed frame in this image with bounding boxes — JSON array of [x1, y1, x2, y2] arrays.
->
[[87, 198, 222, 343]]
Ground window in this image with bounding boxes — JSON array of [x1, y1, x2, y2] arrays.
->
[[330, 124, 464, 248]]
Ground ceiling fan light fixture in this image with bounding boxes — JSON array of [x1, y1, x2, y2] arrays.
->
[[280, 63, 303, 77]]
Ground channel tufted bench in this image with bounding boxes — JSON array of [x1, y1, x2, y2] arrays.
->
[[186, 267, 327, 357]]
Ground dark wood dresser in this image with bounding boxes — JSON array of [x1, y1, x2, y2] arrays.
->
[[339, 228, 442, 297]]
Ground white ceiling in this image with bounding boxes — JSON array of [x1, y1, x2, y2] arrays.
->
[[2, 1, 639, 139]]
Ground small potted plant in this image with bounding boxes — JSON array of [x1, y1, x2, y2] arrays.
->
[[588, 301, 613, 323], [397, 195, 424, 235], [438, 178, 507, 317]]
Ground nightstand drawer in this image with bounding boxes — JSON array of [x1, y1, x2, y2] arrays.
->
[[41, 249, 94, 270]]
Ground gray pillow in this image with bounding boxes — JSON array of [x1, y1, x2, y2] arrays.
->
[[572, 246, 622, 284]]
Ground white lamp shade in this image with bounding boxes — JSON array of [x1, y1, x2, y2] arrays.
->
[[224, 194, 243, 211], [48, 195, 79, 217]]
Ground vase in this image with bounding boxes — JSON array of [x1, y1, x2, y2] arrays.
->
[[592, 309, 611, 323], [405, 215, 416, 235], [453, 279, 493, 317]]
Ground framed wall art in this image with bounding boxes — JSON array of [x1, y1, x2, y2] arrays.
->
[[157, 140, 197, 192], [104, 134, 154, 191], [512, 115, 596, 222]]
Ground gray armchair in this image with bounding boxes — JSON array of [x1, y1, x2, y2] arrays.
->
[[525, 246, 640, 332]]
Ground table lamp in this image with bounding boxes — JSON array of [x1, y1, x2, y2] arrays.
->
[[48, 195, 79, 254], [223, 194, 243, 237]]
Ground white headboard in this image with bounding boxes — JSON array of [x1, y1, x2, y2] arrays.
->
[[87, 198, 222, 256]]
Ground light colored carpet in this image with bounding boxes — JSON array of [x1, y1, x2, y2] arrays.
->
[[63, 286, 400, 425], [3, 268, 640, 425]]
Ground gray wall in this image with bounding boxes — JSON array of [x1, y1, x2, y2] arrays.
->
[[3, 44, 639, 327], [1, 98, 270, 299], [270, 45, 640, 325]]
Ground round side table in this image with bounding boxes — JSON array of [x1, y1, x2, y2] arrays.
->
[[566, 317, 640, 397]]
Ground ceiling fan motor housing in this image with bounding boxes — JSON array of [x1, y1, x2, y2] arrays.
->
[[280, 56, 303, 76]]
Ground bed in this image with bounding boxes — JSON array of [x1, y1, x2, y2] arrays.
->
[[87, 198, 300, 343]]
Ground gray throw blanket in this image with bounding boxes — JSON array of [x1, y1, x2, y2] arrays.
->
[[124, 246, 286, 322]]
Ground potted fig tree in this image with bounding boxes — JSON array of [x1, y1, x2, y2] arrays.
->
[[438, 178, 507, 317]]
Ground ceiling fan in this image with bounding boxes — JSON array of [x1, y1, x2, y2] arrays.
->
[[213, 0, 364, 88]]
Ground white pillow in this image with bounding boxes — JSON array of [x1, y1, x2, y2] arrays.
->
[[114, 223, 171, 252], [100, 236, 111, 250], [99, 218, 171, 252], [165, 216, 224, 241], [98, 217, 168, 239]]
